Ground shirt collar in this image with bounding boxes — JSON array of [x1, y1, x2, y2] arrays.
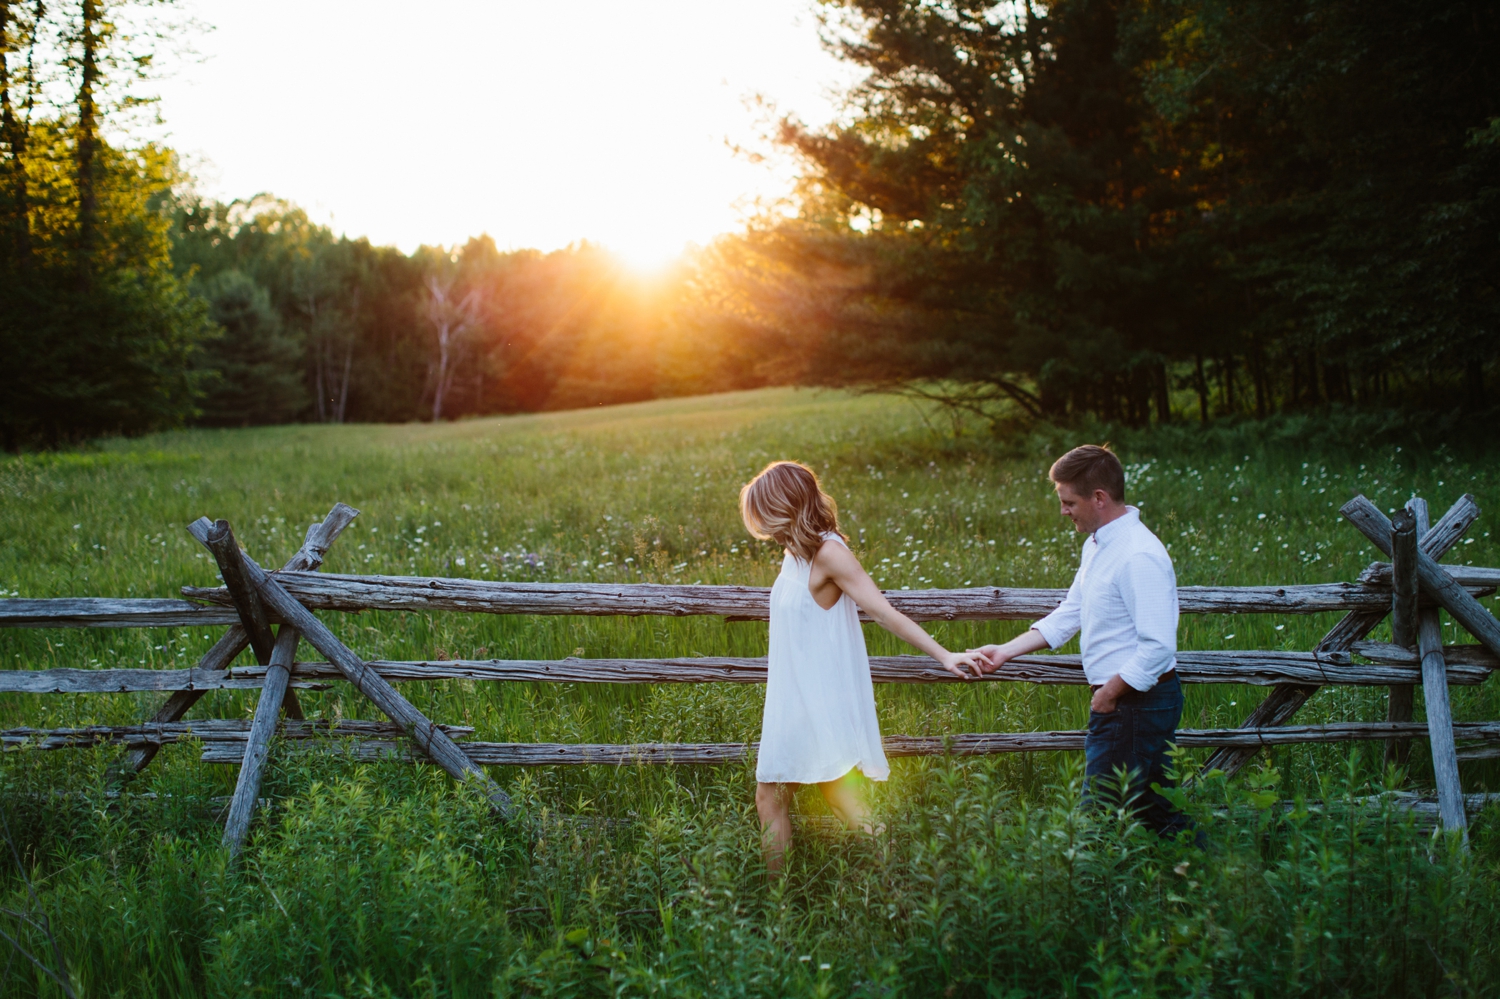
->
[[1092, 506, 1140, 548]]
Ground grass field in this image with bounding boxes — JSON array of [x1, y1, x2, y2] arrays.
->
[[3, 388, 1500, 997]]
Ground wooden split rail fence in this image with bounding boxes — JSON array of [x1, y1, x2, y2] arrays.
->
[[2, 494, 1500, 853]]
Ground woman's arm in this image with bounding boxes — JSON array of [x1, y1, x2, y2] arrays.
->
[[814, 541, 983, 679]]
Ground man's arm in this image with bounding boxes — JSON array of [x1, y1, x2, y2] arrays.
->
[[973, 559, 1085, 675], [972, 627, 1052, 675]]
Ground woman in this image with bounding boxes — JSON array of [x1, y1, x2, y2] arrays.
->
[[739, 460, 980, 873]]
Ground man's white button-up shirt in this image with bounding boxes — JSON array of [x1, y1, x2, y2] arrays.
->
[[1032, 506, 1178, 691]]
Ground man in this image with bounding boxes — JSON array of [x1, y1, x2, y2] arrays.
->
[[973, 444, 1189, 837]]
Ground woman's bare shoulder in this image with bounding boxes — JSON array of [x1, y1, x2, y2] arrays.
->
[[813, 536, 859, 569]]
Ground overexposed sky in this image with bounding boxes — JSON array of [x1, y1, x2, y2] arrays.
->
[[150, 0, 860, 264]]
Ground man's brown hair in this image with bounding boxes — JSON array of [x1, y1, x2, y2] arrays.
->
[[1049, 444, 1125, 502]]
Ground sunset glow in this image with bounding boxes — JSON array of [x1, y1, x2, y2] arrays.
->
[[151, 0, 856, 258]]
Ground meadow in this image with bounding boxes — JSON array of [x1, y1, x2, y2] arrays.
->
[[2, 387, 1500, 997]]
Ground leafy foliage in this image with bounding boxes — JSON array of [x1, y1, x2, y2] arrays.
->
[[0, 3, 215, 449], [726, 0, 1500, 425]]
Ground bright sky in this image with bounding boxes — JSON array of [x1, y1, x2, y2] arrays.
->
[[150, 0, 860, 266]]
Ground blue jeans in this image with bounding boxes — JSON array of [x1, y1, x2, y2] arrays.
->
[[1084, 671, 1191, 838]]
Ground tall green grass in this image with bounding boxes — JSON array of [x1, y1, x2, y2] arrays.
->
[[3, 388, 1500, 996]]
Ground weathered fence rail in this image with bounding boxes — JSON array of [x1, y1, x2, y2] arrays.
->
[[4, 563, 1495, 629], [3, 649, 1495, 695], [8, 719, 1499, 765], [2, 492, 1498, 846]]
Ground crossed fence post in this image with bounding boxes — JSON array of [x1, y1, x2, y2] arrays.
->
[[122, 504, 359, 776], [1207, 491, 1500, 839], [181, 512, 514, 855], [1202, 495, 1479, 779]]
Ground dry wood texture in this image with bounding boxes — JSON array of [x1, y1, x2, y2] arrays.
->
[[187, 518, 513, 817], [2, 718, 474, 750], [126, 504, 359, 774], [0, 666, 326, 694], [221, 626, 299, 855], [1342, 494, 1500, 659], [204, 519, 302, 722], [184, 721, 1500, 766], [1386, 506, 1420, 767], [0, 598, 242, 628], [1390, 509, 1421, 648], [1360, 563, 1500, 588], [11, 719, 1497, 762], [178, 574, 1418, 621], [205, 521, 276, 663], [7, 575, 1495, 631], [5, 649, 1489, 694], [1421, 603, 1468, 835], [1352, 642, 1500, 667], [1346, 496, 1472, 837], [1203, 493, 1481, 778]]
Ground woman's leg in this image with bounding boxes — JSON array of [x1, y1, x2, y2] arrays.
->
[[818, 771, 877, 834], [756, 782, 795, 874]]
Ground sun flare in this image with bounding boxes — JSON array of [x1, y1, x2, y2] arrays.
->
[[608, 236, 690, 275]]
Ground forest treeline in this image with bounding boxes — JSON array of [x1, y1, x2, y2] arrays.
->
[[169, 199, 763, 427], [736, 0, 1500, 424], [1, 0, 1497, 447]]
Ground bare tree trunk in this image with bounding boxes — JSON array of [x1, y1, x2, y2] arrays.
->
[[0, 0, 33, 260], [74, 0, 100, 291], [313, 343, 326, 423], [308, 295, 326, 423], [431, 320, 451, 421], [424, 276, 480, 422], [1194, 353, 1208, 422], [336, 339, 353, 423], [334, 287, 360, 423], [1250, 339, 1268, 417], [1153, 361, 1170, 424]]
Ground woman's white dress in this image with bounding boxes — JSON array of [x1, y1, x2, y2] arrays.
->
[[756, 533, 890, 784]]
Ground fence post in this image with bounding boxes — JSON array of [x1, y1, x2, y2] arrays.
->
[[222, 626, 300, 856], [1202, 494, 1479, 780], [1408, 499, 1468, 839], [188, 518, 515, 819], [124, 504, 358, 776], [1341, 495, 1479, 839], [204, 520, 303, 720], [1385, 507, 1419, 770]]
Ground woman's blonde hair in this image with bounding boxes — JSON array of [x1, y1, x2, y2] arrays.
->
[[739, 460, 846, 562]]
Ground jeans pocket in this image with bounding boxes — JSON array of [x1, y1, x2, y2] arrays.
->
[[1088, 708, 1122, 733], [1132, 705, 1180, 774]]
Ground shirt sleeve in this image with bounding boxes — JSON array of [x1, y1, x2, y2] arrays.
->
[[1114, 552, 1179, 691], [1033, 555, 1086, 649]]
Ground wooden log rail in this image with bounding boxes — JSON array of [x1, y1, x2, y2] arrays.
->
[[1, 647, 1494, 694], [7, 720, 1498, 765], [1, 564, 1495, 630], [0, 718, 475, 751]]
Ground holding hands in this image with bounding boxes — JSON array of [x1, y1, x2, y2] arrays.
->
[[961, 630, 1126, 713], [936, 648, 986, 679], [960, 629, 1052, 680]]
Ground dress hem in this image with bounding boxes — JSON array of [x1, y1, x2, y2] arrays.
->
[[755, 760, 890, 784]]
